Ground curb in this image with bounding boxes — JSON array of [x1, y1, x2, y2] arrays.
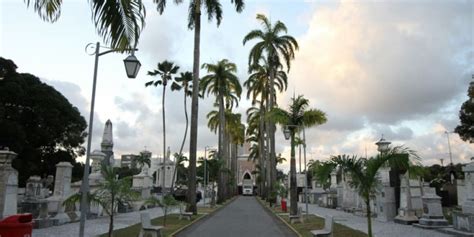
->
[[170, 196, 238, 237], [256, 197, 302, 237]]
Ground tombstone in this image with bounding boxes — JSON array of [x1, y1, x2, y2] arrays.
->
[[450, 158, 474, 234], [46, 162, 73, 225], [0, 148, 18, 219], [89, 150, 106, 185], [20, 176, 49, 224], [394, 173, 419, 224], [100, 120, 114, 166], [132, 165, 152, 200], [412, 193, 449, 229]]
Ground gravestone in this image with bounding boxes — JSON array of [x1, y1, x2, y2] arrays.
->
[[20, 176, 49, 222], [133, 165, 152, 199], [0, 148, 18, 219], [47, 162, 73, 225], [451, 158, 474, 234], [394, 173, 419, 224], [89, 150, 106, 185], [413, 193, 449, 229]]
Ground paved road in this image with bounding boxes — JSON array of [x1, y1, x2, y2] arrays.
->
[[178, 196, 296, 237]]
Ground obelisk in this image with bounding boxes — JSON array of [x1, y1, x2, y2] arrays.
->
[[100, 120, 114, 166]]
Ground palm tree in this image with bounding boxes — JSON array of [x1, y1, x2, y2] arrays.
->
[[169, 72, 194, 192], [154, 0, 244, 215], [26, 0, 145, 51], [201, 59, 242, 203], [244, 60, 287, 199], [243, 14, 298, 197], [276, 153, 286, 164], [270, 95, 326, 215], [331, 147, 419, 237], [146, 60, 180, 191], [63, 165, 139, 237], [132, 152, 151, 171]]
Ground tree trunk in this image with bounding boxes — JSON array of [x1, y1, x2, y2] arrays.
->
[[290, 130, 297, 215], [108, 196, 115, 237], [162, 84, 167, 192], [217, 92, 226, 203], [187, 0, 201, 215], [171, 88, 189, 193], [259, 96, 266, 199], [268, 68, 277, 197], [366, 199, 372, 237]]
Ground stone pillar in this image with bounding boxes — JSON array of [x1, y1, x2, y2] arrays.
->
[[330, 170, 337, 189], [47, 162, 73, 225], [0, 149, 18, 219], [450, 158, 474, 234], [53, 162, 73, 197], [394, 173, 419, 224], [89, 150, 106, 185]]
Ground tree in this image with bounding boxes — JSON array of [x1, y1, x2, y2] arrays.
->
[[0, 57, 87, 186], [201, 59, 242, 203], [243, 14, 298, 197], [25, 0, 145, 51], [154, 0, 244, 214], [331, 147, 419, 237], [270, 95, 326, 215], [132, 152, 151, 171], [169, 72, 193, 192], [146, 60, 180, 191], [63, 165, 139, 237], [455, 81, 474, 142]]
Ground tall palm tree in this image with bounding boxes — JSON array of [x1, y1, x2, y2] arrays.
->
[[169, 72, 193, 192], [201, 59, 242, 203], [331, 147, 419, 237], [246, 102, 267, 198], [154, 0, 244, 214], [227, 112, 245, 196], [146, 60, 180, 191], [26, 0, 145, 51], [243, 14, 298, 197], [270, 95, 326, 215]]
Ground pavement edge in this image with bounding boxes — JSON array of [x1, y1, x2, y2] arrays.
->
[[256, 197, 302, 237], [170, 196, 239, 237]]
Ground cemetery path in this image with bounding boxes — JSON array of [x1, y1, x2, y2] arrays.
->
[[176, 196, 297, 237], [32, 207, 168, 237], [300, 202, 452, 237]]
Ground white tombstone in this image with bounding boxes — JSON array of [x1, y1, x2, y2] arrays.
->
[[415, 193, 448, 228], [47, 162, 73, 224], [451, 158, 474, 234], [0, 149, 18, 219], [394, 173, 419, 224], [89, 150, 106, 185]]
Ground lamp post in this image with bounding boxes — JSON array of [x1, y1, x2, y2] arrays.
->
[[445, 131, 453, 165], [79, 42, 140, 237], [283, 124, 308, 217]]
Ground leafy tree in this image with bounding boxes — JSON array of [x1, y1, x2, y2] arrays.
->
[[243, 14, 298, 198], [331, 147, 418, 237], [455, 81, 474, 143], [0, 57, 87, 186], [64, 165, 139, 237], [270, 95, 326, 216], [25, 0, 145, 51]]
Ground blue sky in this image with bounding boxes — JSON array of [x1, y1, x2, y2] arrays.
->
[[1, 0, 473, 171]]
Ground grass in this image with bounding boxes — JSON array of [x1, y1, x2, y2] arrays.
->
[[99, 206, 216, 237], [262, 199, 367, 237]]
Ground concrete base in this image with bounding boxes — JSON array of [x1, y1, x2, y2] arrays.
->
[[439, 227, 474, 237], [51, 212, 70, 225], [416, 215, 449, 228], [394, 209, 419, 225], [33, 218, 58, 229], [453, 211, 474, 233]]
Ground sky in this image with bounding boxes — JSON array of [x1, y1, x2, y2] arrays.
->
[[1, 0, 473, 172]]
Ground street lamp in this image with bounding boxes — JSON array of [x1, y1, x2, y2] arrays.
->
[[445, 131, 453, 165], [283, 124, 309, 217], [79, 42, 140, 237]]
